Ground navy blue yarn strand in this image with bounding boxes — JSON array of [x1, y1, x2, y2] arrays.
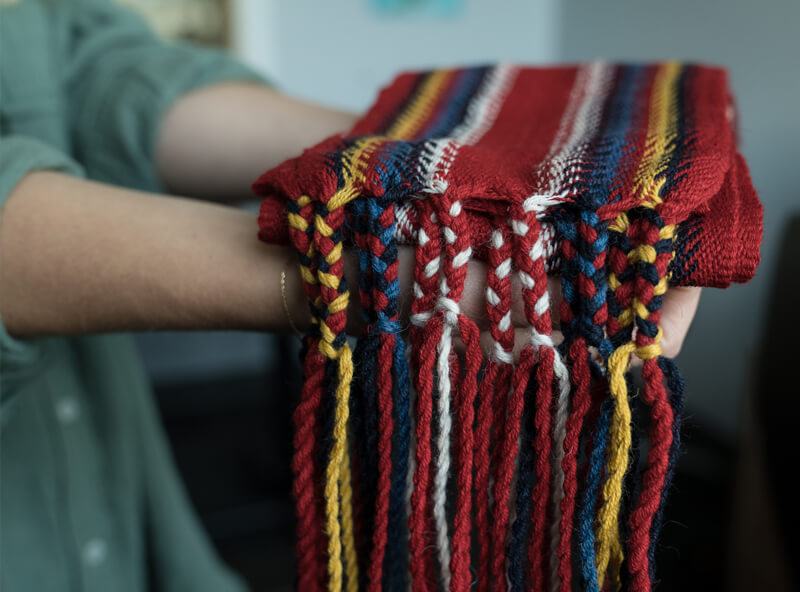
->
[[578, 397, 614, 592], [508, 391, 536, 592], [366, 195, 411, 590], [619, 375, 644, 591], [347, 200, 380, 582], [647, 357, 685, 582]]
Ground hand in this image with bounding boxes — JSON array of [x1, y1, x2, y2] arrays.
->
[[383, 247, 701, 363], [471, 284, 702, 364]]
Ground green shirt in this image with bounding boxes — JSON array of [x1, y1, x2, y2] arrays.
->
[[0, 1, 265, 590]]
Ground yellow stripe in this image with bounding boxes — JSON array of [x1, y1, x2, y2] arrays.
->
[[384, 71, 454, 140], [632, 62, 683, 207], [325, 242, 344, 265], [616, 309, 634, 328]]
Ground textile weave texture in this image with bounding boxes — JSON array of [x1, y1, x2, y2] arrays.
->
[[254, 62, 762, 592]]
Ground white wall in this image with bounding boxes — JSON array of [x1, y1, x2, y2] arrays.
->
[[556, 0, 799, 438], [231, 0, 560, 111]]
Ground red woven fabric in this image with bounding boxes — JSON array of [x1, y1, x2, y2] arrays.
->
[[257, 65, 761, 289], [252, 63, 762, 592]]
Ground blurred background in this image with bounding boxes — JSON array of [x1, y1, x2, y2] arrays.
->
[[124, 0, 798, 590]]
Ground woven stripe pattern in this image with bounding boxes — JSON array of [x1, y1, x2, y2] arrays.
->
[[254, 62, 762, 592]]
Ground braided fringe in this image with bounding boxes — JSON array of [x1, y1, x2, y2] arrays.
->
[[287, 177, 684, 592]]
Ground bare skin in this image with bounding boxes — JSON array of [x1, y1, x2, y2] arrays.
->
[[0, 82, 701, 359]]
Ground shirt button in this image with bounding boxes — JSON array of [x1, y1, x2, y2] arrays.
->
[[55, 398, 81, 424], [82, 538, 108, 567]]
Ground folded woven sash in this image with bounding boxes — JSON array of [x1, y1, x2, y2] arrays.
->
[[254, 62, 762, 592]]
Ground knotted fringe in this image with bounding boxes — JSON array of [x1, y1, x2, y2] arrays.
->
[[287, 175, 684, 592]]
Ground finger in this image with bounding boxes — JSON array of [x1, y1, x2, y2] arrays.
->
[[626, 286, 701, 366], [657, 286, 702, 359]]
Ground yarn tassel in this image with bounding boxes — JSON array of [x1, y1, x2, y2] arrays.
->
[[625, 207, 676, 592], [477, 223, 515, 591], [313, 191, 359, 592], [348, 199, 378, 586], [508, 386, 536, 592], [408, 200, 443, 592], [438, 197, 481, 592], [647, 357, 685, 582], [287, 193, 327, 592]]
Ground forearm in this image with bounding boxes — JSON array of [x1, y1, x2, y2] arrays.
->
[[155, 83, 358, 201], [0, 171, 312, 336], [0, 172, 540, 339]]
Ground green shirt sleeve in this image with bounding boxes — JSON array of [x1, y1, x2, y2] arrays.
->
[[63, 0, 267, 193]]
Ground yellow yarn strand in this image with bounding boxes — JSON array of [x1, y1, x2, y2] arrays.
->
[[339, 443, 359, 592], [595, 342, 635, 588], [323, 346, 355, 592]]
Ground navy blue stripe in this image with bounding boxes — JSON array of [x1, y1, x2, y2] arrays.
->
[[415, 66, 490, 140]]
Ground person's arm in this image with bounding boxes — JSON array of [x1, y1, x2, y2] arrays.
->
[[0, 171, 527, 338], [155, 82, 357, 201], [0, 171, 296, 336]]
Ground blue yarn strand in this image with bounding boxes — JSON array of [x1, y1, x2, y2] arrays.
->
[[508, 392, 536, 592], [578, 397, 614, 592], [647, 357, 685, 582]]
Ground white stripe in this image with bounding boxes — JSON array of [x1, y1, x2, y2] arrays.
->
[[544, 62, 615, 592], [450, 64, 519, 146], [414, 65, 520, 590], [493, 342, 514, 364], [543, 62, 613, 199]]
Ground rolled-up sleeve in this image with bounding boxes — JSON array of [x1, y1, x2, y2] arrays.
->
[[63, 0, 267, 193], [0, 135, 85, 204]]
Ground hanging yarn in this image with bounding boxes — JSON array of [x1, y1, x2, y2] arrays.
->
[[254, 62, 762, 592]]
